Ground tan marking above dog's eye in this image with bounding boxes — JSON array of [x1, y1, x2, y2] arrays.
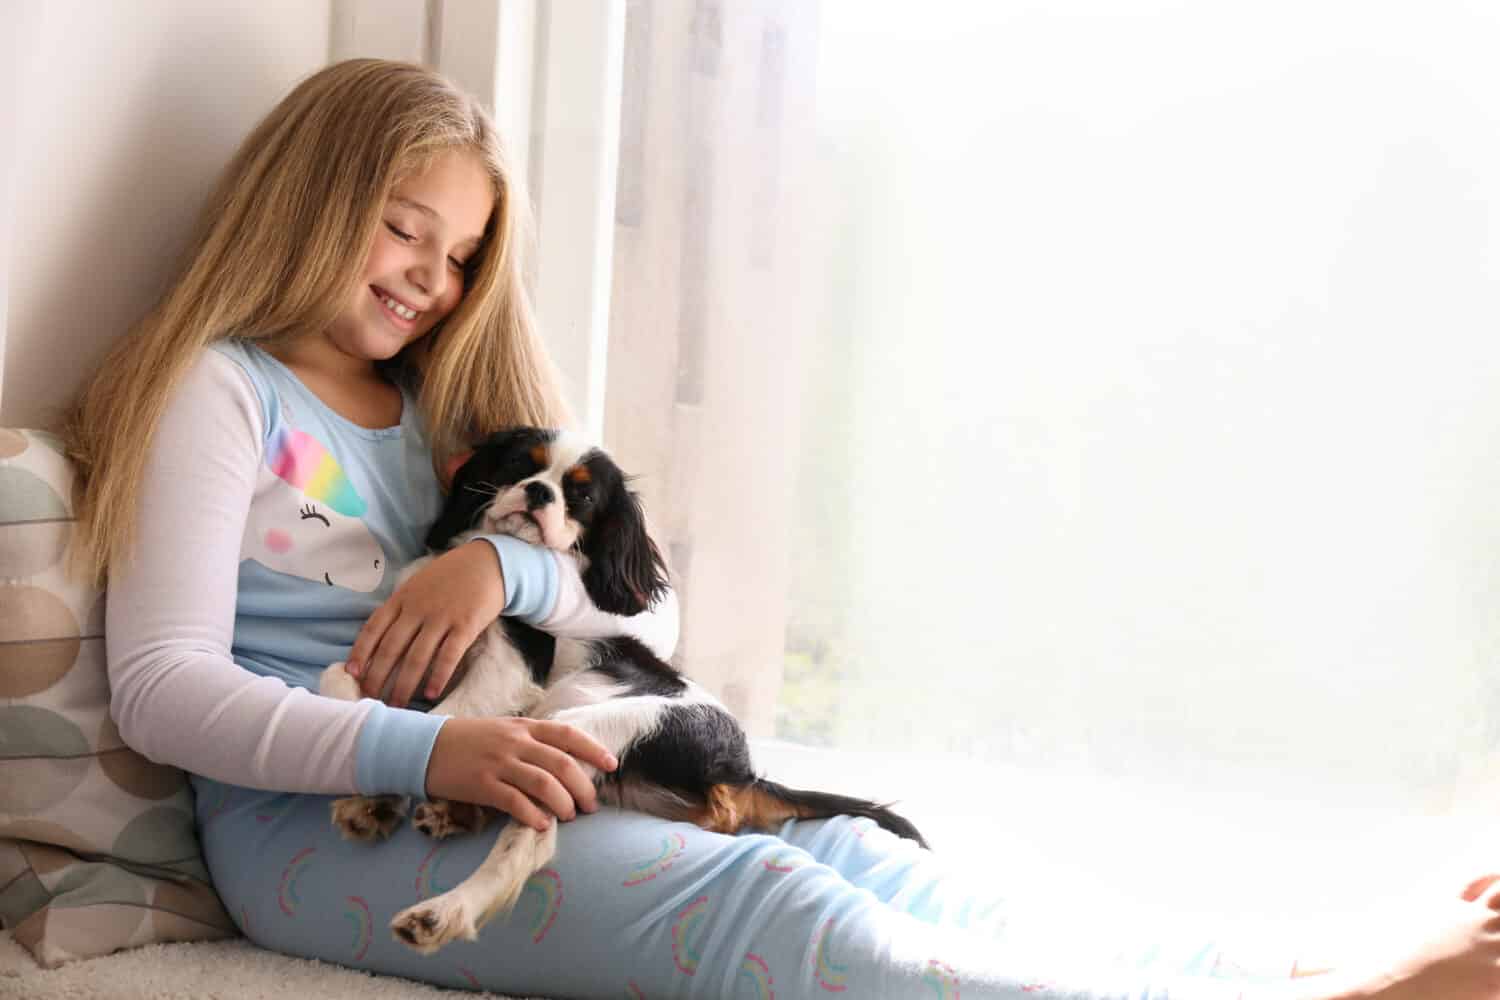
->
[[529, 444, 549, 466], [567, 465, 592, 485]]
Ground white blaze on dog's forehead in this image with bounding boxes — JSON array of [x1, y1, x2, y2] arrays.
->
[[543, 432, 597, 478]]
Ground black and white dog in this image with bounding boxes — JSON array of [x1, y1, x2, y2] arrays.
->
[[320, 427, 924, 953]]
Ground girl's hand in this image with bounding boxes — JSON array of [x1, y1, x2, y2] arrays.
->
[[348, 540, 504, 707], [426, 717, 618, 831]]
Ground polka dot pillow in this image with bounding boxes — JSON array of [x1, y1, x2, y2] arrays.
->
[[0, 428, 234, 966]]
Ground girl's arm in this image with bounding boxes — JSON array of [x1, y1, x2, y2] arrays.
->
[[531, 552, 681, 660], [348, 523, 680, 707], [105, 350, 443, 797]]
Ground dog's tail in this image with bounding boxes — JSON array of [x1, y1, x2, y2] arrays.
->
[[722, 778, 928, 849]]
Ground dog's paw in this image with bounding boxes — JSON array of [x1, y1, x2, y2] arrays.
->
[[319, 662, 362, 701], [391, 896, 476, 954], [331, 795, 407, 841], [413, 799, 489, 839]]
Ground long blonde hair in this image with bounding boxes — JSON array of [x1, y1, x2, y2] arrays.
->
[[62, 58, 570, 584]]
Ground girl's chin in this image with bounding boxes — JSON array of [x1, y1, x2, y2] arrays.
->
[[346, 325, 427, 361]]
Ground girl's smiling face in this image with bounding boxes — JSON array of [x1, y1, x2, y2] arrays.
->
[[327, 148, 494, 364]]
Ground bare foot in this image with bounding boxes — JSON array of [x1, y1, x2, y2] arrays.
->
[[1286, 874, 1500, 1000]]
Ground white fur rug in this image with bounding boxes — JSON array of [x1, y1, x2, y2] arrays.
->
[[0, 930, 537, 999]]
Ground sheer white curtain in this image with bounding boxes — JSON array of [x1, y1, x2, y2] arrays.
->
[[605, 0, 1500, 931]]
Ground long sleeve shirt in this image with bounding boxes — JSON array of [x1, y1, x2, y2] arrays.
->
[[105, 340, 678, 798]]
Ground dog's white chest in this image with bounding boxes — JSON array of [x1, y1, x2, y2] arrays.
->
[[439, 624, 546, 718]]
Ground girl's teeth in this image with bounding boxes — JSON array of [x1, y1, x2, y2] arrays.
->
[[380, 294, 418, 320]]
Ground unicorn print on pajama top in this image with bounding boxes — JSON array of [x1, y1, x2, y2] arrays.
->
[[242, 424, 386, 592]]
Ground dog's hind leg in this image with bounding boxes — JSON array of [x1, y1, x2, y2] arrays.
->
[[389, 691, 672, 953], [390, 820, 558, 953]]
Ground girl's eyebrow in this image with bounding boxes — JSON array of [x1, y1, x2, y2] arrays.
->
[[391, 196, 484, 249]]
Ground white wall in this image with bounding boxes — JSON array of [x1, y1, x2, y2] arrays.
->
[[2, 1, 331, 427]]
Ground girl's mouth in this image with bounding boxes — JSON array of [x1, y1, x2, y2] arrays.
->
[[371, 286, 421, 328]]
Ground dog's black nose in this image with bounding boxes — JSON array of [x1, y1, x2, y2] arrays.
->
[[524, 481, 554, 509]]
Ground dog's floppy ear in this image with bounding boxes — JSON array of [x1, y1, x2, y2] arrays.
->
[[426, 454, 492, 551], [580, 483, 670, 616]]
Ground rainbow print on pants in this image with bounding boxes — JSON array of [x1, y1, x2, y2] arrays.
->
[[518, 868, 564, 944], [624, 832, 687, 886], [811, 917, 848, 992], [922, 958, 960, 999], [343, 896, 372, 960], [277, 847, 317, 916], [416, 842, 459, 900], [738, 952, 776, 999], [671, 895, 710, 975]]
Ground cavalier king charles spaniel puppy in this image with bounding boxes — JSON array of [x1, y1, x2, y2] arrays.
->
[[320, 427, 924, 953]]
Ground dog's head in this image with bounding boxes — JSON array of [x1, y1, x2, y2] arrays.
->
[[429, 427, 669, 616]]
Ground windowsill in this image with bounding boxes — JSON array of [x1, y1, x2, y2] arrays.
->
[[750, 738, 1500, 953]]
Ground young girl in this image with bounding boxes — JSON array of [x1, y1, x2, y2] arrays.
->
[[61, 57, 1500, 1000]]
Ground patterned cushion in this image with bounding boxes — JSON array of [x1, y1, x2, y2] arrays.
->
[[0, 428, 234, 966]]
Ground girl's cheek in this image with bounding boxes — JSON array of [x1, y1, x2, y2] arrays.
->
[[265, 529, 294, 554]]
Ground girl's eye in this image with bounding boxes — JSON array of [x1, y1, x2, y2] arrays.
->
[[385, 222, 414, 242], [448, 256, 466, 272], [299, 504, 331, 527]]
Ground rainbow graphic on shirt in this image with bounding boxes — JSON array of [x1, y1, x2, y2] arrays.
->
[[416, 842, 459, 900], [738, 952, 775, 999], [625, 983, 647, 999], [624, 832, 686, 886], [243, 425, 384, 591], [458, 967, 481, 989], [277, 847, 317, 916], [810, 917, 849, 992], [266, 426, 367, 518], [670, 895, 710, 975], [517, 868, 563, 944], [921, 959, 960, 999], [343, 896, 372, 960]]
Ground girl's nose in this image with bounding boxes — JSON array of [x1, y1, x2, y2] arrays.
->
[[410, 255, 447, 301]]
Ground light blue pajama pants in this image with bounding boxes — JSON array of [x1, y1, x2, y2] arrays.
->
[[193, 776, 1299, 999]]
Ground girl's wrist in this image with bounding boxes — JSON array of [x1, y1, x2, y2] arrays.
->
[[464, 537, 507, 601], [474, 534, 558, 620]]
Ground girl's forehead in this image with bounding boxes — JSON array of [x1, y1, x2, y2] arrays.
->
[[390, 150, 493, 242]]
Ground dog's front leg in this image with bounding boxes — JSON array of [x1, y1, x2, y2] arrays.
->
[[390, 819, 558, 953]]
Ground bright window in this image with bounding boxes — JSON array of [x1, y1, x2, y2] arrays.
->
[[603, 0, 1500, 935]]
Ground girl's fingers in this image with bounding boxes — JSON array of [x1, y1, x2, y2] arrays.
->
[[533, 720, 618, 774], [492, 784, 551, 832], [389, 626, 444, 708], [361, 615, 419, 700], [1462, 875, 1500, 904], [506, 761, 577, 823], [347, 603, 395, 679], [423, 629, 473, 701], [523, 742, 599, 813]]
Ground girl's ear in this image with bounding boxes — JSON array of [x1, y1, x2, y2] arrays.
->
[[580, 484, 670, 616], [426, 459, 491, 551]]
